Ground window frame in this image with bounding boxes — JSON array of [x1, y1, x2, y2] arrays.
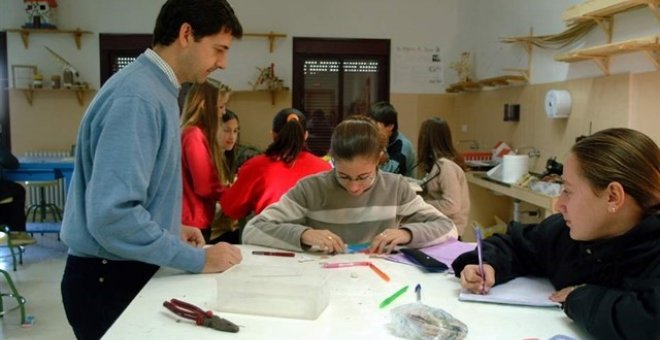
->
[[99, 34, 153, 85], [292, 37, 390, 121]]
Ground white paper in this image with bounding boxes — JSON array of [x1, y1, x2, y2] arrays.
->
[[459, 276, 561, 307]]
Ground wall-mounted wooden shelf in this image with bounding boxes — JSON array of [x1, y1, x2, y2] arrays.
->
[[446, 75, 528, 93], [7, 28, 92, 49], [243, 31, 287, 53], [562, 0, 660, 25], [555, 35, 660, 74], [19, 87, 93, 106], [233, 87, 289, 105]]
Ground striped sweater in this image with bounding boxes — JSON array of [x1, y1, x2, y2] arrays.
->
[[243, 170, 458, 251]]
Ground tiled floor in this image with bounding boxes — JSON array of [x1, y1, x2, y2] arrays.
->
[[0, 233, 75, 339]]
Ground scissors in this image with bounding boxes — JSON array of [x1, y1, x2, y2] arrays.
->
[[163, 298, 239, 333]]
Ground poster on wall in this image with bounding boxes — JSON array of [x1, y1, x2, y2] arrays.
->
[[392, 45, 443, 94]]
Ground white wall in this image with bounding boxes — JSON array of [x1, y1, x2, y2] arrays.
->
[[3, 1, 657, 93], [454, 0, 659, 84], [1, 0, 460, 94]]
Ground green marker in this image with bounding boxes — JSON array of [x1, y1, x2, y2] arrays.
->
[[379, 285, 409, 309]]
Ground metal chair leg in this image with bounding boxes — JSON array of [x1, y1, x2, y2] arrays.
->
[[0, 269, 27, 325]]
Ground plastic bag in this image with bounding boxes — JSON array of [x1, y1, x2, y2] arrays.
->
[[388, 303, 468, 340]]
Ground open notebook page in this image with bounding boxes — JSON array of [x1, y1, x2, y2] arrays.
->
[[459, 276, 561, 308]]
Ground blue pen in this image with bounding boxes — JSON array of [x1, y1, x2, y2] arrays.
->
[[475, 226, 485, 294], [414, 284, 422, 302]]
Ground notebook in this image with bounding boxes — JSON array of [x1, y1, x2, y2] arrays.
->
[[458, 276, 561, 308]]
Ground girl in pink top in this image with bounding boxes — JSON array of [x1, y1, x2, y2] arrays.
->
[[180, 81, 231, 241]]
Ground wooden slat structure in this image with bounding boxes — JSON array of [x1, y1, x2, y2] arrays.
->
[[478, 75, 527, 87], [562, 0, 660, 24], [446, 75, 528, 93], [555, 35, 660, 74]]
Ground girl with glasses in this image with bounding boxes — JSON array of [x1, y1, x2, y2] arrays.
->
[[243, 115, 458, 254]]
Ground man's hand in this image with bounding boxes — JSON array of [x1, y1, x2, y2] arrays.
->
[[202, 242, 242, 273], [181, 225, 205, 248]]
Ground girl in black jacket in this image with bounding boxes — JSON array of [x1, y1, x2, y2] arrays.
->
[[453, 128, 660, 340]]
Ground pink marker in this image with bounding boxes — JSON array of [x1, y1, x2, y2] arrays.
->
[[322, 261, 370, 268]]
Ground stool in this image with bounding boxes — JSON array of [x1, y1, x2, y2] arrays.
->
[[24, 180, 62, 222], [0, 268, 27, 325], [1, 226, 37, 271]]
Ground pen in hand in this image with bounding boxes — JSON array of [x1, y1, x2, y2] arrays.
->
[[475, 226, 486, 294]]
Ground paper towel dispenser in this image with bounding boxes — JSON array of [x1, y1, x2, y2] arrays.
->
[[545, 89, 572, 119]]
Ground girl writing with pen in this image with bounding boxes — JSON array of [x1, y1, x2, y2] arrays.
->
[[452, 128, 660, 340], [243, 115, 458, 254]]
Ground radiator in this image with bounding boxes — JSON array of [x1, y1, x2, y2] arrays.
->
[[24, 151, 69, 211]]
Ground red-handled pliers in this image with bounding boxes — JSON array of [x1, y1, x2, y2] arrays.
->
[[163, 298, 239, 333]]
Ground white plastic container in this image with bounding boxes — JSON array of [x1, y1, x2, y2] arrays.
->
[[216, 264, 329, 320]]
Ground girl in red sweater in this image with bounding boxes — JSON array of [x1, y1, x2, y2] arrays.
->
[[220, 108, 332, 227], [180, 81, 231, 242]]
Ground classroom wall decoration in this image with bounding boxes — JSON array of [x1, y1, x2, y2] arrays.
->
[[392, 45, 443, 94], [23, 0, 58, 29]]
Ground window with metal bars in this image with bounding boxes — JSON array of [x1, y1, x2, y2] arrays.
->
[[99, 34, 152, 85], [293, 38, 390, 157]]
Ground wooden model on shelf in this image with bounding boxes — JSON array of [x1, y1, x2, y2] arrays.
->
[[450, 52, 474, 83], [445, 48, 530, 93], [248, 63, 287, 105]]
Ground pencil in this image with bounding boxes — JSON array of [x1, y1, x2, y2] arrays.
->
[[251, 251, 295, 257], [368, 263, 391, 282], [379, 285, 409, 309]]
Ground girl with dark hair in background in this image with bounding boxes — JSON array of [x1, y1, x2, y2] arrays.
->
[[219, 109, 240, 182], [220, 108, 331, 225], [417, 117, 470, 236]]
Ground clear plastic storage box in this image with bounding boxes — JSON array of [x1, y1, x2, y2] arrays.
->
[[216, 264, 330, 320]]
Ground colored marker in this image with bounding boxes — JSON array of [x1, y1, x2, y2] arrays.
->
[[379, 285, 409, 309], [251, 251, 295, 257], [368, 263, 391, 282], [322, 261, 370, 268]]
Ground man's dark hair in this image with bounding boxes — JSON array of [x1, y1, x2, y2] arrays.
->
[[153, 0, 243, 47], [368, 101, 398, 132]]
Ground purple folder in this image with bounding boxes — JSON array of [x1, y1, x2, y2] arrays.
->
[[388, 239, 475, 270]]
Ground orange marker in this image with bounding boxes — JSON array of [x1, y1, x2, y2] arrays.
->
[[368, 263, 390, 282]]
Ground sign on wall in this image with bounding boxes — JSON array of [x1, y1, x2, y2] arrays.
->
[[392, 45, 443, 94]]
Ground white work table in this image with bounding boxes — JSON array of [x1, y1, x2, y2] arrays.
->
[[104, 245, 589, 340]]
